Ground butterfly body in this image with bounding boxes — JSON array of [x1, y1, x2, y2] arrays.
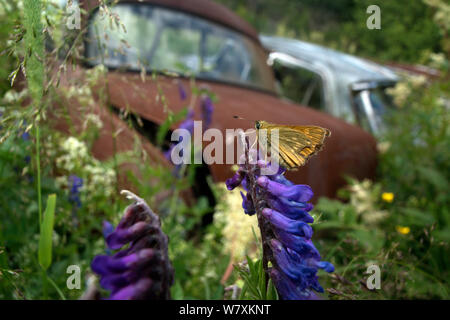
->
[[255, 120, 331, 170]]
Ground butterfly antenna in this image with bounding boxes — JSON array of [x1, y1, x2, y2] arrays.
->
[[232, 115, 257, 137], [233, 115, 258, 122]]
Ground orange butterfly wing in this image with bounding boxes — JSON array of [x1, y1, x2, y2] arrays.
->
[[257, 121, 330, 169]]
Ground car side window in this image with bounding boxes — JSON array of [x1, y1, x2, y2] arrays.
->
[[272, 60, 324, 111]]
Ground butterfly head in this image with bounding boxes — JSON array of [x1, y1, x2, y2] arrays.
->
[[255, 121, 261, 130]]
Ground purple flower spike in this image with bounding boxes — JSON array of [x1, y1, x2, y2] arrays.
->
[[200, 95, 214, 129], [90, 191, 174, 300], [165, 94, 215, 178], [178, 81, 187, 101], [225, 137, 333, 300], [20, 121, 30, 141], [21, 131, 30, 141], [179, 109, 195, 132], [68, 175, 83, 209]]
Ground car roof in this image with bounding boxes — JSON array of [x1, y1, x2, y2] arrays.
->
[[260, 35, 399, 85], [82, 0, 260, 43]]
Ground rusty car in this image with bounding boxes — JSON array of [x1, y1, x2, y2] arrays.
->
[[55, 0, 378, 203]]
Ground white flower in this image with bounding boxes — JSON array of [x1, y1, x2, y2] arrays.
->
[[386, 82, 411, 107], [377, 141, 391, 154], [214, 185, 260, 261], [84, 113, 103, 130], [55, 137, 89, 171], [429, 53, 447, 70], [62, 137, 88, 158], [410, 75, 427, 89]]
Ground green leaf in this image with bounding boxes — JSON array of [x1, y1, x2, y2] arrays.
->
[[239, 283, 247, 299], [246, 255, 255, 274], [236, 256, 273, 300], [266, 278, 278, 300], [171, 280, 184, 300], [38, 194, 57, 271], [401, 207, 435, 226], [416, 167, 449, 190], [235, 262, 259, 299], [258, 259, 265, 299]]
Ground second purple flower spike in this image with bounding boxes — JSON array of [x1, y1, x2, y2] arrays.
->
[[91, 191, 174, 300]]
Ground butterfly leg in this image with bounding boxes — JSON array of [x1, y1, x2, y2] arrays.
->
[[249, 138, 257, 150], [243, 129, 257, 153], [244, 129, 256, 135]]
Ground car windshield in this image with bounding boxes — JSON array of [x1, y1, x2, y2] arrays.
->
[[85, 3, 275, 92], [353, 86, 396, 134]]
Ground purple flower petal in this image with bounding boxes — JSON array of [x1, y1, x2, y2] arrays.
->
[[102, 221, 115, 239], [273, 228, 321, 259], [100, 271, 133, 291], [257, 176, 313, 202], [262, 208, 313, 238], [270, 269, 317, 300], [271, 239, 317, 282], [240, 191, 255, 215], [106, 221, 151, 250], [225, 169, 246, 190], [316, 261, 335, 273], [267, 195, 314, 223], [109, 279, 153, 300]]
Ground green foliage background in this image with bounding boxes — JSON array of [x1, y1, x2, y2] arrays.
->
[[216, 0, 445, 63]]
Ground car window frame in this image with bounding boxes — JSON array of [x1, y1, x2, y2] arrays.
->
[[350, 80, 397, 134]]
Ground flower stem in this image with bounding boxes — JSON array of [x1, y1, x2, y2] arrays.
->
[[242, 138, 273, 285], [35, 123, 42, 224], [36, 123, 47, 299], [41, 268, 48, 299]]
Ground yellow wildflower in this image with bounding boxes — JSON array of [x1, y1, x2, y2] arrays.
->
[[381, 192, 394, 203], [396, 226, 410, 235]]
